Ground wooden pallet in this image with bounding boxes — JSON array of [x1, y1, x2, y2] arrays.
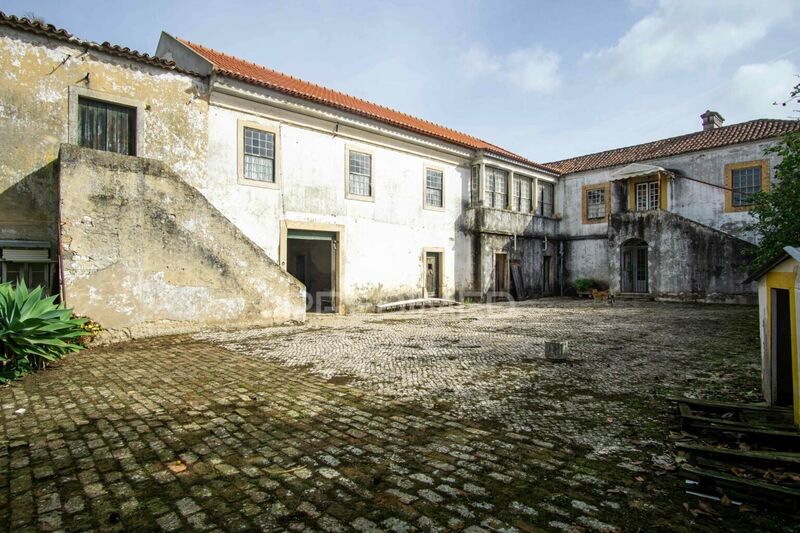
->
[[680, 464, 800, 507]]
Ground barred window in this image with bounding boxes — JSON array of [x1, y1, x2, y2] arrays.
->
[[425, 168, 444, 208], [586, 187, 606, 220], [348, 150, 372, 197], [243, 127, 275, 182], [78, 97, 136, 155], [635, 181, 659, 211], [537, 181, 554, 216], [731, 166, 762, 206], [513, 175, 532, 213], [484, 167, 508, 209], [470, 165, 480, 205]]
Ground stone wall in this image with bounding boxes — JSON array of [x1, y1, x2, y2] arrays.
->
[[58, 144, 305, 339], [607, 210, 756, 303], [0, 25, 208, 253]]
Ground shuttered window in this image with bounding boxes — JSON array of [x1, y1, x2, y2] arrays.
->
[[78, 97, 136, 155], [470, 165, 480, 205]]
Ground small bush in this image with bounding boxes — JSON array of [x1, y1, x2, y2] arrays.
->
[[0, 280, 87, 383], [572, 278, 594, 292]]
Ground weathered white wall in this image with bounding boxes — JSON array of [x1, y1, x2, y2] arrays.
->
[[559, 140, 783, 289], [0, 26, 207, 247], [199, 85, 472, 310], [559, 140, 782, 241]]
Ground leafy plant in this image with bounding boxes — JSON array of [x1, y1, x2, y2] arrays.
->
[[747, 131, 800, 269], [0, 280, 87, 383], [573, 278, 594, 292]]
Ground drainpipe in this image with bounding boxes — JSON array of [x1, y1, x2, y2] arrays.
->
[[55, 158, 67, 306], [559, 240, 565, 296]]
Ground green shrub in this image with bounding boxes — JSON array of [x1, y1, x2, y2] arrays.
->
[[0, 280, 87, 383], [572, 278, 594, 292]]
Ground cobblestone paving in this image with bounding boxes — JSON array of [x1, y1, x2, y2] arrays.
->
[[0, 299, 795, 531]]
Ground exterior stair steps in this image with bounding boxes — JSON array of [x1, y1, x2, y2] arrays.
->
[[615, 292, 655, 301]]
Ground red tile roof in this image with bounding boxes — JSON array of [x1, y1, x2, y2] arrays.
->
[[177, 38, 558, 174], [547, 119, 800, 174], [0, 11, 196, 75]]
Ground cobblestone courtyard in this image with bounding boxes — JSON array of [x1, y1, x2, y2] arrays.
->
[[1, 299, 795, 531]]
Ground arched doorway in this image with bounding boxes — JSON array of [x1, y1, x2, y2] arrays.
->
[[621, 239, 649, 293]]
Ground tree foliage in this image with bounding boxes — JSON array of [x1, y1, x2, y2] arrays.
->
[[747, 131, 800, 269]]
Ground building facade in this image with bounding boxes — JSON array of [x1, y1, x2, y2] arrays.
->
[[2, 12, 799, 337]]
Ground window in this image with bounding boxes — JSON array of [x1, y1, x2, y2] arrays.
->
[[537, 181, 554, 216], [725, 160, 769, 212], [1, 248, 52, 295], [424, 167, 444, 209], [347, 149, 373, 198], [485, 167, 508, 209], [635, 181, 659, 211], [731, 166, 762, 206], [470, 165, 480, 205], [242, 127, 276, 182], [78, 97, 136, 155], [513, 175, 533, 213], [583, 185, 607, 223]]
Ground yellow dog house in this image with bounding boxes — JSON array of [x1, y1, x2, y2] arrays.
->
[[746, 246, 800, 426]]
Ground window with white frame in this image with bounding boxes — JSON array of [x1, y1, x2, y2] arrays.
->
[[537, 181, 554, 216], [513, 174, 532, 213], [731, 166, 762, 206], [484, 167, 508, 209], [585, 187, 606, 220], [243, 127, 276, 182], [425, 168, 444, 208], [635, 181, 659, 211], [470, 165, 480, 205], [348, 150, 372, 197]]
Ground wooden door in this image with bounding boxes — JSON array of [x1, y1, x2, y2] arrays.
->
[[425, 252, 440, 298], [494, 253, 508, 293], [773, 288, 794, 406]]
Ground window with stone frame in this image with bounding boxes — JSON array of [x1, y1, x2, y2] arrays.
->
[[425, 168, 444, 208], [242, 127, 276, 182], [484, 167, 508, 209], [78, 97, 136, 155], [731, 165, 762, 206], [348, 150, 372, 197]]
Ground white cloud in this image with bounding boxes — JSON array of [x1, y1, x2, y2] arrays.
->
[[463, 45, 562, 94], [584, 0, 796, 78], [729, 59, 798, 117]]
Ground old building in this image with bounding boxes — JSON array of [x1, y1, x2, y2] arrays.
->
[[548, 115, 800, 303], [0, 13, 304, 338], [2, 12, 799, 338], [155, 34, 560, 310]]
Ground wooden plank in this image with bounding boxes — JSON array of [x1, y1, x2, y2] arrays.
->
[[676, 442, 800, 466], [511, 264, 524, 300], [668, 396, 788, 413], [680, 464, 800, 502]]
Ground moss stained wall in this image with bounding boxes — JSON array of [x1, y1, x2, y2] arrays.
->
[[0, 26, 208, 248]]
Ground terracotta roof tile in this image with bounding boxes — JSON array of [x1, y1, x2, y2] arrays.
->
[[178, 38, 557, 174], [547, 119, 800, 174], [0, 11, 197, 75]]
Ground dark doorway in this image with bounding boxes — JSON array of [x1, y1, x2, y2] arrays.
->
[[494, 253, 508, 293], [542, 255, 552, 295], [287, 230, 337, 312], [425, 251, 441, 298], [621, 239, 649, 293], [772, 288, 794, 406]]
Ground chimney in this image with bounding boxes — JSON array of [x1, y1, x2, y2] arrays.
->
[[701, 110, 724, 131]]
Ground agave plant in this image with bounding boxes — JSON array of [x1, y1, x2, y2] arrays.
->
[[0, 280, 87, 383]]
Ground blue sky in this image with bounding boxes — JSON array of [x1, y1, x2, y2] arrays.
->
[[4, 0, 798, 162]]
